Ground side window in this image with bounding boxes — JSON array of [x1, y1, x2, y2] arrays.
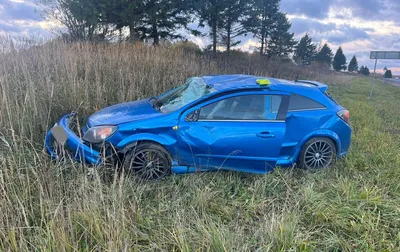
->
[[198, 94, 282, 121], [288, 94, 325, 111]]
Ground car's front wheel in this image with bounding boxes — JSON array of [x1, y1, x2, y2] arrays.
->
[[298, 137, 336, 170], [122, 142, 171, 180]]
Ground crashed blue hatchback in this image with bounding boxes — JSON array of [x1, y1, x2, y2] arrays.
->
[[46, 74, 351, 180]]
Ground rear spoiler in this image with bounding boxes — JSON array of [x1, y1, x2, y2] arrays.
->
[[296, 80, 328, 92]]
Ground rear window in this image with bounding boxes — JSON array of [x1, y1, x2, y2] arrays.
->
[[324, 91, 339, 105], [288, 94, 325, 111]]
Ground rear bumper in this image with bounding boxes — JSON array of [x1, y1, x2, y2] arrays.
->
[[45, 114, 102, 165]]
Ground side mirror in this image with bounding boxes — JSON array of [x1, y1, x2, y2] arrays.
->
[[185, 109, 200, 122]]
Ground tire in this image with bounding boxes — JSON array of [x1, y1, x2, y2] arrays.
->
[[298, 137, 336, 170], [122, 142, 172, 180]]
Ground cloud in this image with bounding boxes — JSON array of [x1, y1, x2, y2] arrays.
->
[[283, 0, 400, 24], [0, 0, 41, 21], [281, 0, 335, 19], [238, 38, 259, 53], [0, 0, 51, 37], [290, 18, 336, 34], [323, 25, 370, 44], [289, 18, 370, 44], [336, 0, 399, 23]]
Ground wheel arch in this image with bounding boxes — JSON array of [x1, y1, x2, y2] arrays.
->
[[293, 130, 341, 161], [116, 133, 175, 155]]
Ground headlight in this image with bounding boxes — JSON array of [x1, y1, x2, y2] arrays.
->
[[82, 125, 118, 143]]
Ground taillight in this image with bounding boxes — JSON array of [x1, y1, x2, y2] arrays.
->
[[337, 110, 350, 123]]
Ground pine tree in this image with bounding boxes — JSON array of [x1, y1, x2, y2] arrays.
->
[[100, 0, 144, 41], [94, 0, 192, 44], [315, 43, 333, 66], [348, 55, 359, 72], [359, 65, 370, 76], [136, 0, 192, 45], [266, 12, 296, 58], [217, 0, 249, 54], [196, 0, 229, 55], [364, 66, 370, 76], [333, 46, 347, 71], [293, 33, 317, 65], [384, 70, 393, 78], [243, 0, 281, 55]]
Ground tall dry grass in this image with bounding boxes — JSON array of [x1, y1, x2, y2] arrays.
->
[[2, 36, 399, 251], [0, 38, 342, 145]]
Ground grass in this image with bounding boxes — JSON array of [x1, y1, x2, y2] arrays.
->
[[1, 39, 400, 251]]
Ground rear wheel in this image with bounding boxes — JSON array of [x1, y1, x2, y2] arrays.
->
[[122, 142, 171, 180], [298, 137, 336, 170]]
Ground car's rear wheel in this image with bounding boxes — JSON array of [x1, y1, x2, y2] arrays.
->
[[298, 137, 336, 170], [122, 142, 171, 180]]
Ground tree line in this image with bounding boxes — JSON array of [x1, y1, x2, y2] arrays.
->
[[40, 0, 296, 56], [39, 0, 369, 74], [293, 33, 371, 74]]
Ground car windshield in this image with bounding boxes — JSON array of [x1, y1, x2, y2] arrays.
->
[[157, 77, 217, 114]]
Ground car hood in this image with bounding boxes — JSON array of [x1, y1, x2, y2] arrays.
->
[[87, 99, 162, 127]]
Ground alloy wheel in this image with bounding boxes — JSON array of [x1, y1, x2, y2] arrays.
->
[[129, 149, 168, 180], [303, 140, 334, 169]]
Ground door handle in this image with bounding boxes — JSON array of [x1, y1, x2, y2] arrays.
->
[[256, 132, 275, 139]]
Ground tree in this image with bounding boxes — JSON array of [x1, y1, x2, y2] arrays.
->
[[196, 0, 229, 55], [39, 0, 107, 41], [293, 33, 316, 65], [135, 0, 192, 45], [243, 0, 280, 55], [102, 0, 192, 45], [359, 65, 370, 76], [100, 0, 144, 42], [217, 0, 249, 54], [333, 46, 347, 71], [265, 12, 296, 58], [384, 69, 393, 78], [359, 65, 365, 74], [348, 55, 359, 72], [315, 43, 333, 67]]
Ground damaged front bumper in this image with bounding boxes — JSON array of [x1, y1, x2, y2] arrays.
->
[[45, 114, 207, 174], [45, 113, 102, 165]]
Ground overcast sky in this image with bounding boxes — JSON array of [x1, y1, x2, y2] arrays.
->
[[1, 0, 399, 74]]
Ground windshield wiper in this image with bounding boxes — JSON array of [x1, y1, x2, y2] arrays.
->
[[149, 97, 162, 111]]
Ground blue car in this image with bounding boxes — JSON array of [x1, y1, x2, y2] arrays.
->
[[46, 75, 351, 179]]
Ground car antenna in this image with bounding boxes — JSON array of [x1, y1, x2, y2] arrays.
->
[[294, 74, 299, 82]]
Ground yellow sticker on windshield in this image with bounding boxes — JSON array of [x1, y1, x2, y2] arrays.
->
[[256, 79, 271, 85]]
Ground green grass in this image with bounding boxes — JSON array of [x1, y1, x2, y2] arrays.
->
[[1, 41, 400, 251]]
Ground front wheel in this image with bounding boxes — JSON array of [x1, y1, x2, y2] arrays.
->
[[122, 142, 171, 180], [298, 138, 336, 170]]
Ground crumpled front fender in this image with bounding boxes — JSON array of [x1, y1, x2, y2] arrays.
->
[[116, 133, 176, 154]]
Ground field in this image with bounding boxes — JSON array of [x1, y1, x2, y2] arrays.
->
[[1, 40, 400, 251]]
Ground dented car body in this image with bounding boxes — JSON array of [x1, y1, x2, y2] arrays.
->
[[46, 75, 351, 179]]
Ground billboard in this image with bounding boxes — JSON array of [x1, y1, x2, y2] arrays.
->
[[370, 51, 400, 60]]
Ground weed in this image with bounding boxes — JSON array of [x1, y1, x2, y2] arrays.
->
[[0, 38, 399, 251]]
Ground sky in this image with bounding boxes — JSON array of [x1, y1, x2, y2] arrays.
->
[[1, 0, 399, 74]]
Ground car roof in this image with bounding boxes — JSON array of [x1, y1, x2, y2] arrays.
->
[[201, 74, 328, 93]]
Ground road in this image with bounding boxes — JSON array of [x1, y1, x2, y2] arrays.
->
[[381, 78, 400, 87]]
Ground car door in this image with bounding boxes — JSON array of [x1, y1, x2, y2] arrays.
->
[[176, 91, 290, 173]]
